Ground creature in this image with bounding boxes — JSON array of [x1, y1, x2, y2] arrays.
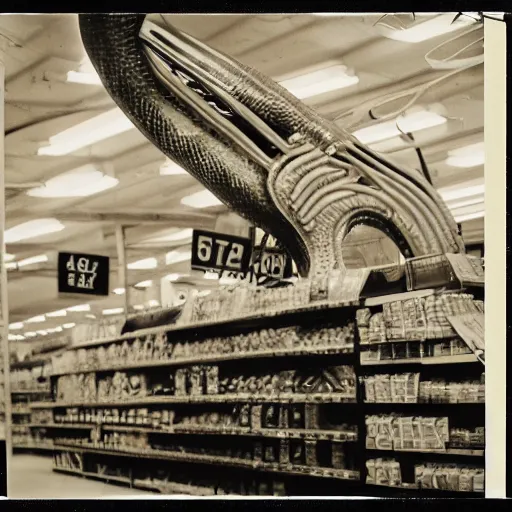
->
[[79, 14, 464, 298]]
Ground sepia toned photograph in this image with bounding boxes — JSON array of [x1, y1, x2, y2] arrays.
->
[[0, 11, 505, 499]]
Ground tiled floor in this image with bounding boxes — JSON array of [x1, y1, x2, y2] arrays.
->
[[8, 454, 155, 498]]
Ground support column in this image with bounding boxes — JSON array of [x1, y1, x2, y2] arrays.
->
[[115, 225, 129, 319]]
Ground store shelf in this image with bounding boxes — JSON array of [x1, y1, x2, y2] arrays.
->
[[28, 423, 94, 430], [11, 389, 51, 394], [69, 299, 360, 351], [359, 338, 457, 346], [360, 354, 479, 366], [101, 424, 357, 442], [366, 447, 484, 457], [53, 466, 84, 476], [366, 481, 484, 495], [34, 393, 358, 409], [53, 442, 360, 481], [13, 444, 54, 451], [50, 345, 354, 377], [11, 410, 31, 415]]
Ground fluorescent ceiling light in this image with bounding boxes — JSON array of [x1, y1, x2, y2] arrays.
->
[[26, 315, 46, 324], [5, 218, 65, 244], [197, 290, 212, 297], [454, 211, 485, 223], [66, 70, 102, 85], [46, 309, 67, 318], [219, 276, 239, 286], [9, 322, 24, 330], [438, 180, 484, 203], [67, 304, 91, 312], [85, 314, 96, 320], [63, 322, 76, 328], [28, 164, 119, 198], [128, 257, 158, 270], [447, 197, 485, 210], [166, 250, 191, 266], [181, 189, 223, 209], [102, 307, 125, 316], [113, 288, 126, 295], [146, 228, 193, 244], [5, 253, 15, 262], [353, 110, 447, 145], [147, 300, 160, 308], [38, 108, 135, 156], [164, 273, 182, 282], [8, 334, 25, 341], [17, 254, 49, 267], [378, 13, 476, 43], [36, 330, 48, 336], [204, 271, 219, 280], [279, 65, 359, 99], [133, 304, 145, 311], [446, 142, 485, 168], [24, 332, 37, 338], [66, 56, 102, 85], [160, 159, 188, 176], [135, 280, 153, 288], [6, 262, 18, 270]]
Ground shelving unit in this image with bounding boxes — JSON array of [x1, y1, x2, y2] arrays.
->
[[10, 290, 485, 496]]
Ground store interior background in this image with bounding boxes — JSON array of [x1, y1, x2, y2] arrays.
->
[[1, 13, 484, 498]]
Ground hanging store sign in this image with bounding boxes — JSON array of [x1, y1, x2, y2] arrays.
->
[[191, 229, 253, 273], [251, 246, 293, 281], [58, 252, 110, 296]]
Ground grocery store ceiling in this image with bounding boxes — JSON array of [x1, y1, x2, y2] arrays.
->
[[1, 13, 485, 333]]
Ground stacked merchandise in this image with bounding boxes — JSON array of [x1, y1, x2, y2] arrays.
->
[[366, 459, 484, 492], [361, 373, 485, 404], [365, 415, 449, 451], [51, 324, 355, 375], [357, 293, 483, 363], [72, 318, 125, 345], [11, 368, 51, 392]]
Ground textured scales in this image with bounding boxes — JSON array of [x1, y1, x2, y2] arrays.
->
[[79, 14, 465, 297]]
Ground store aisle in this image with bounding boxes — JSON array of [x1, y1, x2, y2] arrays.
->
[[8, 454, 155, 498]]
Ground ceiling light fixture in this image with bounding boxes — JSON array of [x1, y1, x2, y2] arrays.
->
[[37, 108, 135, 156], [9, 322, 24, 330], [127, 257, 158, 270], [102, 307, 125, 316], [26, 315, 46, 324], [352, 110, 447, 145], [159, 159, 188, 176], [165, 250, 191, 266], [204, 271, 219, 280], [438, 179, 485, 203], [85, 314, 96, 320], [113, 288, 126, 295], [5, 253, 15, 262], [133, 304, 145, 311], [279, 64, 359, 100], [147, 300, 160, 308], [24, 332, 37, 338], [5, 218, 65, 244], [445, 142, 485, 168], [181, 189, 223, 209], [134, 280, 153, 288], [67, 304, 91, 312], [16, 254, 49, 267], [63, 322, 76, 329], [27, 164, 119, 198], [197, 290, 212, 297], [377, 13, 476, 43], [164, 273, 182, 282], [453, 211, 485, 223], [46, 309, 67, 318], [36, 330, 48, 336]]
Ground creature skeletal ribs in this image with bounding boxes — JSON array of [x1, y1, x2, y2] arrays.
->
[[79, 15, 465, 298]]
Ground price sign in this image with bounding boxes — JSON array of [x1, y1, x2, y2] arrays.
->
[[58, 252, 110, 296], [191, 229, 253, 273], [252, 247, 293, 280]]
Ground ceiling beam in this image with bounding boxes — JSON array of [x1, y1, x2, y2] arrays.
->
[[53, 210, 219, 227]]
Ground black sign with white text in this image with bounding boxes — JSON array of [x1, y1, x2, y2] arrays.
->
[[191, 229, 253, 273], [58, 252, 110, 296]]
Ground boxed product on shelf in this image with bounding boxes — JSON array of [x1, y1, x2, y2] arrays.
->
[[415, 463, 484, 492], [366, 458, 402, 487], [366, 415, 449, 452]]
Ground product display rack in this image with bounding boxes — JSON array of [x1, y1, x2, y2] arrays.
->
[[17, 288, 485, 497]]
